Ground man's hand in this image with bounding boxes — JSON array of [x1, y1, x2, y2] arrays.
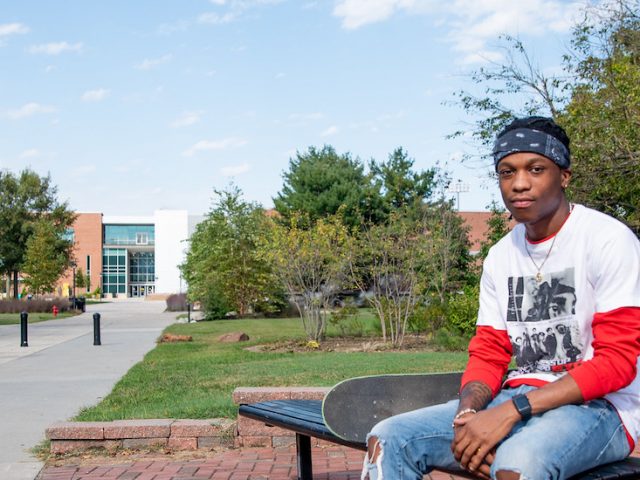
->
[[452, 401, 520, 475]]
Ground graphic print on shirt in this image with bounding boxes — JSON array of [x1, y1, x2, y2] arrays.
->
[[506, 268, 583, 374]]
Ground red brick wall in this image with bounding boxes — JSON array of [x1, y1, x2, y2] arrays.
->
[[57, 213, 103, 296]]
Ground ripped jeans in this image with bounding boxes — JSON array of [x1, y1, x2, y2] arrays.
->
[[362, 386, 630, 480]]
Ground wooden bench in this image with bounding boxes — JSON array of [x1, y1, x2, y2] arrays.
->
[[239, 399, 640, 480]]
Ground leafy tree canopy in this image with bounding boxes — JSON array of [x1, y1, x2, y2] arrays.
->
[[181, 186, 282, 318], [22, 220, 73, 295], [370, 147, 437, 215], [0, 169, 75, 296], [273, 145, 384, 228]]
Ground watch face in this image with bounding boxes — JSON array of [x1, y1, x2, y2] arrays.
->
[[513, 394, 532, 419]]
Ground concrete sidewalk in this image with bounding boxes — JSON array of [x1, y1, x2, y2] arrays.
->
[[0, 300, 176, 480]]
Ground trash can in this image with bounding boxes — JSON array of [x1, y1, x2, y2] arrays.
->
[[69, 297, 86, 312]]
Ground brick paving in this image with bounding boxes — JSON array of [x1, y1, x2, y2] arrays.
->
[[37, 445, 468, 480]]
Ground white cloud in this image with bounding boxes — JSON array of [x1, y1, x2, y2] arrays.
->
[[135, 54, 173, 70], [0, 23, 30, 36], [221, 163, 251, 176], [199, 0, 285, 25], [170, 111, 202, 128], [6, 102, 56, 119], [19, 148, 40, 158], [28, 41, 83, 55], [45, 65, 56, 73], [198, 12, 237, 24], [333, 0, 419, 30], [321, 125, 339, 137], [81, 88, 110, 102], [333, 0, 583, 64], [182, 137, 248, 156], [444, 1, 582, 63]]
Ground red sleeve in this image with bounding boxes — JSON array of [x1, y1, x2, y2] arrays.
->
[[460, 325, 512, 397], [568, 307, 640, 401]]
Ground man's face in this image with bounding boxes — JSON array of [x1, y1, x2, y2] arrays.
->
[[497, 152, 571, 229]]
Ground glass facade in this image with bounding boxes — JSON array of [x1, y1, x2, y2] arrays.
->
[[104, 225, 155, 246], [129, 252, 155, 283], [101, 224, 157, 297], [102, 248, 127, 295]]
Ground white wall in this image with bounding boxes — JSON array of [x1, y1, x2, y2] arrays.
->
[[154, 210, 189, 294]]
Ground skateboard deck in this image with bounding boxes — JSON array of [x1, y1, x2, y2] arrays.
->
[[322, 372, 463, 443]]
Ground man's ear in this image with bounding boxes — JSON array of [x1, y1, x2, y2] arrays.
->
[[561, 169, 572, 189]]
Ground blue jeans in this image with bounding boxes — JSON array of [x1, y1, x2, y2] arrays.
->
[[362, 386, 631, 480]]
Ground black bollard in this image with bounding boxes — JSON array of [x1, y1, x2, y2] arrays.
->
[[20, 311, 28, 347], [187, 302, 191, 323], [93, 312, 101, 346]]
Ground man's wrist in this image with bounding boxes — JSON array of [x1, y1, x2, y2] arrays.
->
[[511, 394, 533, 421], [452, 408, 477, 427]]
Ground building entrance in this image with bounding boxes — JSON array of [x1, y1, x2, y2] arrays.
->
[[130, 284, 155, 297]]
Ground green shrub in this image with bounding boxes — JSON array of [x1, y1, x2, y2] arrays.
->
[[431, 327, 470, 351], [166, 293, 188, 312], [200, 284, 232, 320], [407, 300, 447, 335], [0, 298, 72, 314], [445, 284, 480, 337], [329, 303, 365, 337]]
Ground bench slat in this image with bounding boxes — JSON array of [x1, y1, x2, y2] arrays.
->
[[240, 400, 364, 450]]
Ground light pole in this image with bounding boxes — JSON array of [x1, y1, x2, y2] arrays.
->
[[70, 261, 77, 299], [448, 181, 470, 211]]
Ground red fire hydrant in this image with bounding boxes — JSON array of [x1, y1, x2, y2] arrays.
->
[[52, 305, 59, 317]]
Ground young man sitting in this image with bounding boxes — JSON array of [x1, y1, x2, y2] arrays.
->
[[362, 116, 640, 480]]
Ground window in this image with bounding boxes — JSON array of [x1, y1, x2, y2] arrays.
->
[[136, 233, 149, 245]]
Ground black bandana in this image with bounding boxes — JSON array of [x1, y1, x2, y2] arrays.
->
[[492, 128, 570, 169]]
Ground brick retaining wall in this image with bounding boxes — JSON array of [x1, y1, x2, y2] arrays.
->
[[46, 418, 234, 454], [232, 386, 330, 448], [45, 387, 328, 454]]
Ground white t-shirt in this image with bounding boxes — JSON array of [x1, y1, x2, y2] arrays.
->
[[478, 204, 640, 440]]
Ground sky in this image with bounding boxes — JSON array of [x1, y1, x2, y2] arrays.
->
[[0, 0, 588, 215]]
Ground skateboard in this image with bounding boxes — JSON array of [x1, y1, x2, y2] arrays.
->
[[322, 372, 463, 443]]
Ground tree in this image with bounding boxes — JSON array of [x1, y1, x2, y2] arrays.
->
[[422, 198, 473, 305], [22, 220, 73, 295], [369, 147, 437, 215], [450, 1, 640, 234], [0, 169, 76, 297], [560, 1, 640, 231], [273, 145, 384, 228], [478, 200, 511, 261], [75, 268, 87, 290], [348, 212, 430, 347], [181, 186, 280, 319], [261, 214, 351, 341]]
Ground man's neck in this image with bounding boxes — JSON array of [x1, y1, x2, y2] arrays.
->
[[525, 200, 572, 242]]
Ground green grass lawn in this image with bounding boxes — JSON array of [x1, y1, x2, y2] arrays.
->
[[0, 311, 77, 325], [75, 313, 468, 421]]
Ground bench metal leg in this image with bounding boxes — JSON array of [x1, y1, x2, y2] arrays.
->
[[296, 433, 313, 480]]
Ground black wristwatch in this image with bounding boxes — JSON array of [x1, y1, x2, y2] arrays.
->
[[512, 394, 532, 421]]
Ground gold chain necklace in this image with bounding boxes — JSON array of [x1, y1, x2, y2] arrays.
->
[[525, 234, 558, 283], [524, 203, 573, 283]]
